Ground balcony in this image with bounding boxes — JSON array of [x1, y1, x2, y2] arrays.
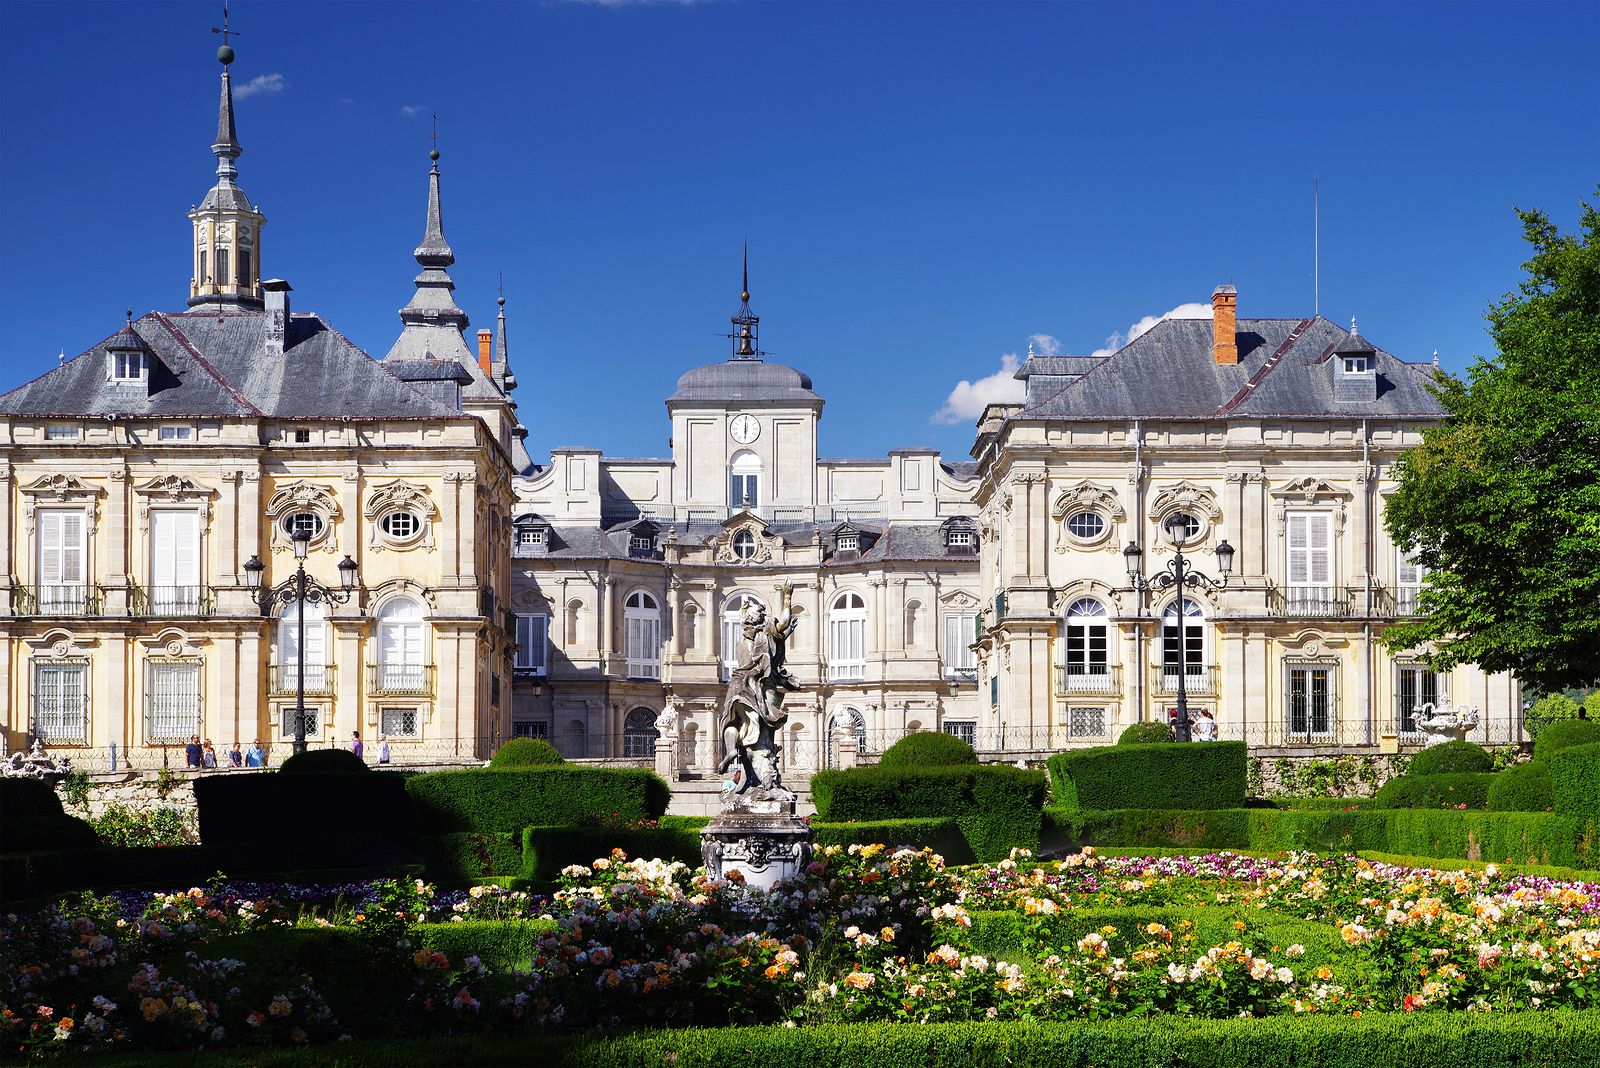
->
[[1057, 664, 1121, 696], [268, 662, 337, 697], [1152, 665, 1218, 696], [368, 663, 434, 696], [132, 585, 214, 616], [13, 584, 102, 617], [1271, 586, 1355, 618]]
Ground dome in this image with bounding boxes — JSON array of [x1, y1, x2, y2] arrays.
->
[[667, 358, 822, 406]]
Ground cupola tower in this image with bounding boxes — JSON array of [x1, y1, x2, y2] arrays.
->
[[187, 34, 266, 310]]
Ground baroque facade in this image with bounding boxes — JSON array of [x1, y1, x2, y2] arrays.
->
[[0, 47, 525, 765], [507, 286, 984, 774], [971, 286, 1521, 753]]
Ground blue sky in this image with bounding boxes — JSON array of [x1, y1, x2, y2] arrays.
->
[[2, 1, 1596, 462]]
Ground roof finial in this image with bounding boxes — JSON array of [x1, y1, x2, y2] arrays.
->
[[1432, 350, 1440, 369], [730, 244, 760, 360], [1027, 339, 1035, 358], [1349, 315, 1359, 337], [415, 127, 452, 265]]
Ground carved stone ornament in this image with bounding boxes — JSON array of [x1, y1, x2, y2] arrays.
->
[[1270, 477, 1352, 534], [134, 475, 215, 535], [363, 479, 437, 552], [712, 522, 782, 565], [940, 589, 980, 610], [21, 474, 104, 538], [1052, 480, 1125, 551], [264, 480, 341, 553], [1148, 480, 1223, 524]]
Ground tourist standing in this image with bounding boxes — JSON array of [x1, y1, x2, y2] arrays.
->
[[1195, 710, 1218, 741], [185, 735, 202, 769], [377, 735, 391, 765], [245, 740, 265, 768], [202, 739, 218, 769], [227, 741, 243, 768], [350, 731, 364, 761]]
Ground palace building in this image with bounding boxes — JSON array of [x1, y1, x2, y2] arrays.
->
[[0, 44, 524, 765], [969, 287, 1521, 754], [507, 275, 985, 775]]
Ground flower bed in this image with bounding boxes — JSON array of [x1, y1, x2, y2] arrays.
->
[[3, 846, 1598, 1058]]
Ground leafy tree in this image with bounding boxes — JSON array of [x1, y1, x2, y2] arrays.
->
[[1384, 191, 1600, 692]]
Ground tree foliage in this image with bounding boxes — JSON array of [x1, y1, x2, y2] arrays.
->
[[1383, 191, 1600, 691]]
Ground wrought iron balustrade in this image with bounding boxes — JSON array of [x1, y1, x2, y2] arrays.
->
[[368, 663, 434, 696], [267, 662, 337, 696], [1056, 664, 1121, 696], [132, 585, 214, 616], [13, 585, 102, 617], [1151, 665, 1218, 696], [1270, 586, 1356, 618]]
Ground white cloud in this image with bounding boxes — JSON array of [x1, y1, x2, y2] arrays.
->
[[399, 104, 430, 117], [1027, 333, 1061, 356], [932, 352, 1027, 425], [233, 73, 286, 100], [1090, 302, 1212, 356]]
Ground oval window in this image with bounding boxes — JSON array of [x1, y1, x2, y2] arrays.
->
[[382, 511, 421, 539], [283, 512, 324, 540], [1166, 512, 1202, 544], [733, 530, 758, 560], [1066, 511, 1105, 540]]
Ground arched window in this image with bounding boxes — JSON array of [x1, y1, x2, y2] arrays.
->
[[277, 599, 327, 691], [721, 593, 765, 678], [624, 591, 661, 679], [829, 591, 868, 681], [376, 597, 426, 691], [1160, 598, 1205, 682], [1063, 597, 1110, 689], [623, 706, 659, 758], [904, 599, 924, 647], [729, 450, 762, 509], [826, 706, 867, 768]]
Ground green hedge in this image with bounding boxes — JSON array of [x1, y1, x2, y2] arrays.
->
[[418, 832, 524, 881], [1486, 762, 1555, 812], [877, 732, 978, 767], [1372, 772, 1495, 810], [0, 778, 65, 818], [1048, 742, 1246, 812], [488, 737, 565, 767], [810, 766, 1046, 862], [405, 767, 670, 834], [1053, 806, 1600, 868], [2, 813, 101, 853], [279, 748, 368, 774], [811, 818, 973, 863], [519, 824, 703, 883], [1549, 743, 1600, 816], [194, 771, 416, 862], [1273, 797, 1378, 811], [1117, 721, 1175, 745], [1409, 740, 1493, 776], [1534, 720, 1600, 763], [415, 920, 555, 973]]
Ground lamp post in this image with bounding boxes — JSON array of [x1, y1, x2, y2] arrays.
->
[[1125, 517, 1234, 743], [243, 532, 359, 755]]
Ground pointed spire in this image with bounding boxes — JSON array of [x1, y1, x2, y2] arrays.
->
[[189, 22, 263, 310], [493, 282, 511, 385], [414, 142, 454, 266], [387, 145, 472, 360], [730, 244, 761, 360]]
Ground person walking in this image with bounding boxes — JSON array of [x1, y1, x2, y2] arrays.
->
[[1194, 710, 1218, 742], [185, 734, 203, 769], [227, 741, 243, 768], [202, 739, 218, 769], [350, 731, 364, 761], [377, 735, 391, 765], [245, 740, 265, 768]]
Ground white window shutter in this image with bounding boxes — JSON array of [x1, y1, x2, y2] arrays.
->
[[1286, 514, 1307, 584], [39, 511, 63, 586], [1308, 514, 1331, 584]]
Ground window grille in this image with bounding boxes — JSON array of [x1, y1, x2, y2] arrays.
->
[[146, 660, 201, 741], [380, 707, 419, 738], [943, 721, 977, 747], [33, 660, 88, 744]]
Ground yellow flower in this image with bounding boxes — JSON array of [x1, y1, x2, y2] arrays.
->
[[843, 971, 876, 990]]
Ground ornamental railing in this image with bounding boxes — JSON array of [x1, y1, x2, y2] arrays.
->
[[1151, 665, 1218, 696], [131, 585, 214, 616], [267, 662, 337, 697], [368, 663, 434, 696], [1056, 664, 1121, 696], [13, 584, 103, 617]]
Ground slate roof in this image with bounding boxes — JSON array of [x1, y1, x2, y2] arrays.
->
[[940, 460, 980, 481], [1014, 317, 1445, 420], [0, 311, 462, 421], [667, 358, 823, 406]]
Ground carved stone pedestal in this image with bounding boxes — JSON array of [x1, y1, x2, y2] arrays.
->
[[701, 798, 812, 892]]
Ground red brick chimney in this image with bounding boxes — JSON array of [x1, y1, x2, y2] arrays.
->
[[476, 329, 493, 377], [1212, 285, 1238, 365]]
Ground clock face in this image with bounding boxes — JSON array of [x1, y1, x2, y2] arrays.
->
[[730, 414, 760, 444]]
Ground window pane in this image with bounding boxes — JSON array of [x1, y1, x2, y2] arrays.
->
[[147, 662, 200, 740]]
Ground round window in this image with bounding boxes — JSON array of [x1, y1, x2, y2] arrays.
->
[[1166, 512, 1202, 544], [732, 530, 758, 560], [381, 511, 421, 539], [283, 512, 324, 540], [1066, 511, 1106, 540]]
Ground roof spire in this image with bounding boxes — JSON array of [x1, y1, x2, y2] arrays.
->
[[1349, 315, 1359, 337], [210, 4, 241, 182], [493, 280, 511, 385], [730, 244, 761, 360], [188, 5, 264, 311], [415, 123, 454, 266], [386, 140, 472, 360]]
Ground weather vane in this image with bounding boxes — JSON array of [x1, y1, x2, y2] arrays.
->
[[211, 2, 238, 47]]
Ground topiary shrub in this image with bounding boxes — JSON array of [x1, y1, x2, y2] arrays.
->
[[1486, 762, 1555, 812], [877, 731, 978, 768], [405, 768, 670, 834], [1532, 718, 1600, 763], [279, 748, 368, 775], [1372, 772, 1494, 810], [1049, 742, 1247, 811], [489, 738, 566, 768], [1548, 742, 1600, 817], [1117, 722, 1175, 745], [1524, 693, 1582, 740], [1408, 740, 1493, 777], [809, 766, 1046, 861]]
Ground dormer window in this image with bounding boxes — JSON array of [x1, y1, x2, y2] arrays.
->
[[630, 534, 655, 557], [947, 529, 974, 549], [112, 352, 146, 381], [1341, 355, 1371, 375], [518, 528, 544, 548], [291, 428, 311, 444], [836, 533, 859, 553]]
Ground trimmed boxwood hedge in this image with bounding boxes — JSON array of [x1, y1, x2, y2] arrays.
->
[[519, 824, 702, 883], [488, 737, 565, 767], [811, 818, 974, 863], [810, 765, 1046, 862], [1409, 740, 1493, 776], [405, 767, 670, 834], [1117, 721, 1175, 745], [0, 778, 66, 818], [416, 919, 555, 973], [1486, 762, 1555, 812], [1048, 741, 1246, 812], [1534, 720, 1600, 763], [0, 778, 100, 857], [1549, 742, 1600, 816], [194, 770, 416, 860], [1372, 772, 1494, 810], [418, 832, 524, 882], [877, 732, 978, 767], [279, 748, 368, 775]]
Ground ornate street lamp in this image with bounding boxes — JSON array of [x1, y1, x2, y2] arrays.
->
[[243, 534, 360, 755], [1125, 516, 1234, 742]]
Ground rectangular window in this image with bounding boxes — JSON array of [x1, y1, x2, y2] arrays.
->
[[112, 352, 146, 381], [380, 707, 419, 738], [278, 705, 320, 740], [943, 612, 977, 677], [146, 660, 201, 741], [1065, 624, 1109, 677], [236, 249, 251, 287], [44, 425, 80, 441], [1396, 665, 1444, 735], [836, 533, 859, 553], [1396, 547, 1427, 614], [33, 661, 88, 744], [731, 473, 759, 509], [629, 534, 655, 557], [198, 249, 207, 284], [216, 248, 230, 285], [512, 720, 549, 740], [947, 529, 974, 548], [36, 508, 88, 613], [150, 510, 201, 613], [625, 613, 661, 680], [943, 721, 977, 748], [1285, 512, 1334, 612], [1341, 356, 1372, 375], [514, 613, 548, 674], [291, 428, 311, 444], [1067, 706, 1107, 740], [1286, 664, 1333, 738], [517, 528, 544, 547], [828, 615, 867, 681], [157, 426, 194, 442]]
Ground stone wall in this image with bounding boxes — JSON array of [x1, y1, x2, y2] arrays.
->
[[1247, 751, 1412, 799]]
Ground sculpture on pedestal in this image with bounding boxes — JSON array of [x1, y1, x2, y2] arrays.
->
[[1414, 702, 1481, 747]]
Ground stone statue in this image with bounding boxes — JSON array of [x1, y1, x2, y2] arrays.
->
[[717, 582, 802, 806], [1414, 702, 1481, 747]]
